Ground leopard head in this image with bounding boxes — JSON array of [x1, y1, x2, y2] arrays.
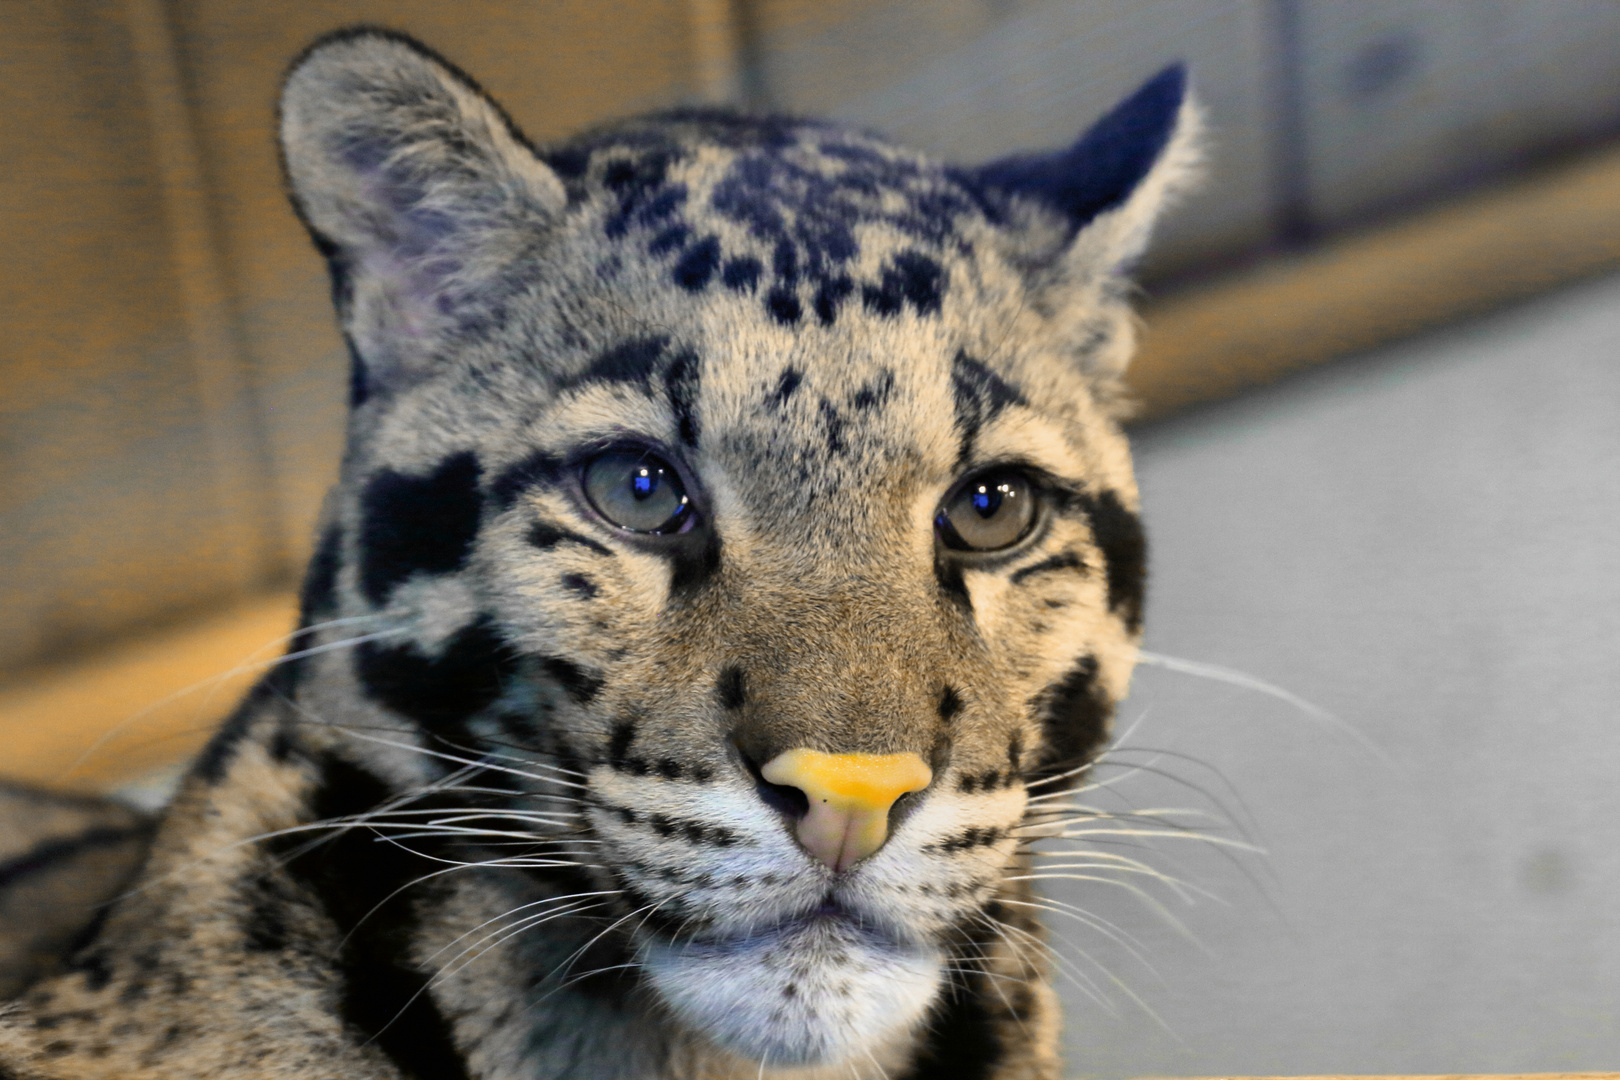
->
[[277, 29, 1196, 1072]]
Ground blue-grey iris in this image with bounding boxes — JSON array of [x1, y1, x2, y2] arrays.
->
[[937, 471, 1034, 551], [583, 450, 690, 533]]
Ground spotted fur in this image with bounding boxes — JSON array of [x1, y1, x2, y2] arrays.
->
[[0, 28, 1198, 1079]]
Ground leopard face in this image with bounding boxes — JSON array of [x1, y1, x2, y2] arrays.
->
[[277, 30, 1196, 1071]]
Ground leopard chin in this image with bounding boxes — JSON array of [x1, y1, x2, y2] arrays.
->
[[641, 915, 944, 1067]]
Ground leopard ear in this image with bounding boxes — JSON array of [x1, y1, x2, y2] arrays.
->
[[280, 29, 566, 394], [973, 65, 1202, 380]]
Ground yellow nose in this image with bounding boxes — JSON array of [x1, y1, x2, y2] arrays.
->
[[761, 748, 932, 872]]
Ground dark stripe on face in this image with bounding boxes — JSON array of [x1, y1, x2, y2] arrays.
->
[[1009, 550, 1086, 586], [542, 657, 604, 705], [925, 826, 1005, 854], [359, 452, 483, 606], [898, 960, 1001, 1080], [570, 336, 668, 389], [949, 351, 1026, 466], [526, 519, 612, 557], [1076, 490, 1146, 633], [0, 826, 153, 892], [664, 348, 702, 448], [191, 677, 278, 783], [355, 617, 517, 730], [938, 685, 963, 722], [667, 529, 722, 597], [607, 719, 638, 768], [599, 804, 742, 847], [934, 556, 972, 615], [298, 522, 343, 625], [1030, 654, 1109, 786], [274, 757, 471, 1080], [716, 666, 747, 710], [561, 573, 599, 599], [489, 450, 564, 512]]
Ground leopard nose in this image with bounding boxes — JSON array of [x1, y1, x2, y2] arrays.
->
[[760, 748, 932, 872]]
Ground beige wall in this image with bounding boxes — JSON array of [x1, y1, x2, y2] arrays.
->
[[0, 0, 706, 673]]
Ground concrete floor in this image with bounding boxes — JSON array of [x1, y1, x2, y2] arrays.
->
[[1049, 272, 1620, 1076]]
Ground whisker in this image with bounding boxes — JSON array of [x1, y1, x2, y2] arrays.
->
[[1135, 649, 1387, 761]]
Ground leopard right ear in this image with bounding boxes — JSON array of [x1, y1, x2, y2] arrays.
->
[[972, 65, 1201, 384], [280, 29, 566, 396]]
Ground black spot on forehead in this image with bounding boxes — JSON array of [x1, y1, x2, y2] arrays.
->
[[355, 616, 516, 730], [818, 399, 846, 456], [813, 276, 855, 325], [722, 256, 761, 292], [767, 367, 802, 408], [862, 251, 945, 318], [601, 155, 683, 239], [649, 223, 690, 256], [359, 452, 483, 606], [673, 236, 721, 291], [849, 370, 895, 412], [767, 287, 802, 325]]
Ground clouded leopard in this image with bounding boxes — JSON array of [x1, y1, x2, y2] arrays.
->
[[0, 27, 1198, 1079]]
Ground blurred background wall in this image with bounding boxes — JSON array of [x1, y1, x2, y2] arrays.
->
[[2, 1, 1619, 1075], [4, 0, 1618, 678]]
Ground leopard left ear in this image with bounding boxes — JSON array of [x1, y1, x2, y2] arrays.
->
[[280, 28, 568, 399], [973, 64, 1202, 380]]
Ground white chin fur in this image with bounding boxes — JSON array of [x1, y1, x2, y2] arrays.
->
[[642, 918, 943, 1068]]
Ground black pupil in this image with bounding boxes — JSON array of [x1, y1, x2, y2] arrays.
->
[[972, 485, 1003, 517], [633, 469, 655, 498]]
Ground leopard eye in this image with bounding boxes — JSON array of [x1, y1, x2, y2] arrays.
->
[[582, 449, 690, 533], [936, 470, 1035, 551]]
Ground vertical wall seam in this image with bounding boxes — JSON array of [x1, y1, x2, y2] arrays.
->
[[1267, 0, 1314, 247], [121, 0, 282, 591], [686, 0, 745, 106], [728, 0, 772, 112], [684, 0, 771, 111]]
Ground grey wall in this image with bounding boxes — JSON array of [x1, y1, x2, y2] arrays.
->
[[766, 0, 1620, 279], [1045, 272, 1620, 1076]]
